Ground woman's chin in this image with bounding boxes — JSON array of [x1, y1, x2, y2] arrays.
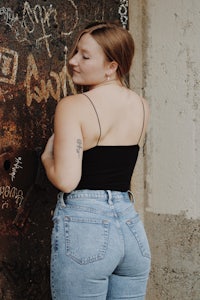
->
[[72, 78, 84, 86]]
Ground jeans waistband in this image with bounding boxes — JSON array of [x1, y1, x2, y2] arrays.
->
[[60, 189, 134, 201]]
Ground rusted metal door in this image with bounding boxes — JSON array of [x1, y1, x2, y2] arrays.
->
[[0, 0, 128, 299]]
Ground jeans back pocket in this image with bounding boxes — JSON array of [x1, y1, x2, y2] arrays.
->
[[126, 215, 151, 259], [64, 216, 110, 265]]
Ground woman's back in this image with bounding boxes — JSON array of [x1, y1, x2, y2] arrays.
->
[[72, 83, 149, 191], [79, 84, 149, 150]]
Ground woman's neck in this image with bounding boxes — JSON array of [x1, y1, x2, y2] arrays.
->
[[89, 79, 123, 90]]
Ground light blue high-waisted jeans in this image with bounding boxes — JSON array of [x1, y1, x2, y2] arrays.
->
[[51, 190, 151, 300]]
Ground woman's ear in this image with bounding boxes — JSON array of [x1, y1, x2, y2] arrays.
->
[[106, 61, 118, 77]]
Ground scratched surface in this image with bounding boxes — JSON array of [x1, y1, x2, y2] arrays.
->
[[0, 0, 128, 298]]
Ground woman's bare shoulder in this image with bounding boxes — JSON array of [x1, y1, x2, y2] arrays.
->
[[129, 89, 150, 117], [59, 93, 84, 104], [55, 94, 86, 112]]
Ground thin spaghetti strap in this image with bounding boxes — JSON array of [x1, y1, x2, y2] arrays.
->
[[83, 94, 101, 145], [138, 97, 145, 145]]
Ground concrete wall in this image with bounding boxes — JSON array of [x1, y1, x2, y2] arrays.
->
[[129, 0, 200, 299]]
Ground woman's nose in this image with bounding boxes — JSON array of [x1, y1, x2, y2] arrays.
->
[[69, 54, 78, 66]]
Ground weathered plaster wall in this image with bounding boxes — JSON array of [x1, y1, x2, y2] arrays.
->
[[144, 0, 200, 219], [146, 213, 200, 299], [129, 0, 200, 299]]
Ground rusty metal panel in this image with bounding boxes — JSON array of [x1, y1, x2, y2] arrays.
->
[[0, 0, 129, 298]]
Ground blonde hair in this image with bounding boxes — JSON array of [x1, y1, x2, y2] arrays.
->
[[68, 22, 135, 87]]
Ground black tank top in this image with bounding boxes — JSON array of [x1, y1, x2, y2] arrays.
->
[[76, 94, 145, 192]]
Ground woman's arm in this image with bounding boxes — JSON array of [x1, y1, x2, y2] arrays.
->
[[41, 95, 83, 192]]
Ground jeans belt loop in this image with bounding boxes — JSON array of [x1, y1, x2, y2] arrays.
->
[[128, 190, 135, 202], [106, 190, 112, 205], [59, 192, 67, 207]]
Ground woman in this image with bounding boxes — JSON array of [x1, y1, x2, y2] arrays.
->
[[42, 22, 151, 300]]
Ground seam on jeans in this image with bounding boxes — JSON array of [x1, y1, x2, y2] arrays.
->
[[126, 215, 151, 259], [60, 203, 133, 218], [61, 203, 113, 216]]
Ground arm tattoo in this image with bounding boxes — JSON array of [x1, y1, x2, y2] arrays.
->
[[76, 139, 82, 158]]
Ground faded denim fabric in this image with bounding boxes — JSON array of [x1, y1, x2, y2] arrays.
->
[[51, 190, 151, 300]]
